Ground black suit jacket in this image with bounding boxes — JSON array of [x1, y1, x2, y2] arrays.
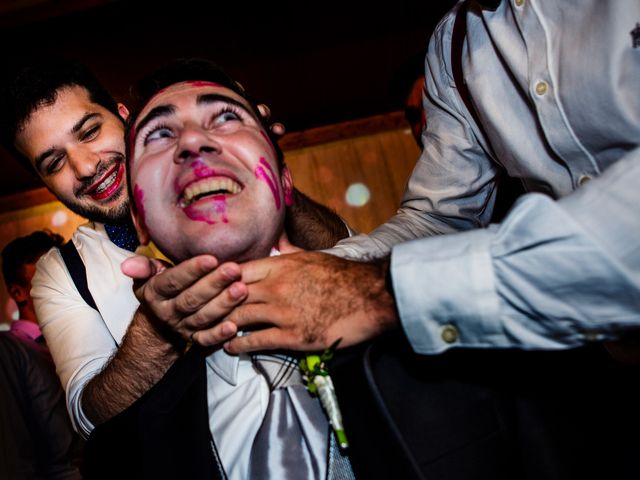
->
[[83, 334, 639, 480]]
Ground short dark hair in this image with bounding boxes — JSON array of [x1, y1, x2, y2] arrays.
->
[[1, 230, 64, 287], [0, 56, 121, 172], [125, 58, 284, 173]]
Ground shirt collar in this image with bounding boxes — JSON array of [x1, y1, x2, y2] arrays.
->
[[476, 0, 501, 10], [204, 246, 282, 385], [207, 349, 241, 385]]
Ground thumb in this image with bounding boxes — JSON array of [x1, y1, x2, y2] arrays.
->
[[121, 255, 168, 280]]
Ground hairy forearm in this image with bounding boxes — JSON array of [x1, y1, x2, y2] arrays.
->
[[82, 309, 181, 426], [285, 188, 349, 250]]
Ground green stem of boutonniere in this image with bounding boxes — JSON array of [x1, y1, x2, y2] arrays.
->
[[299, 338, 349, 450]]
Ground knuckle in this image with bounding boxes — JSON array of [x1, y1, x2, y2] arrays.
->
[[141, 285, 156, 306], [176, 290, 201, 313]]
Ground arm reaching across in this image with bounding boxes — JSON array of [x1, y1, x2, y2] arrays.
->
[[81, 255, 244, 427], [194, 252, 398, 353]]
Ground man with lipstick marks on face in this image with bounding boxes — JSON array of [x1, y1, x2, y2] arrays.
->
[[81, 58, 355, 480], [0, 57, 348, 441]]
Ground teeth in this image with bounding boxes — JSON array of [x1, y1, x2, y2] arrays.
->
[[181, 177, 242, 206], [95, 171, 117, 194]]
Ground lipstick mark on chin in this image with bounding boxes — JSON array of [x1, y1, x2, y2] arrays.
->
[[133, 184, 148, 230], [255, 157, 281, 210], [183, 195, 229, 224], [214, 195, 229, 223]]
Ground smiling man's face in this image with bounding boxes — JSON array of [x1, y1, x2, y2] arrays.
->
[[129, 81, 292, 264], [15, 85, 130, 224]]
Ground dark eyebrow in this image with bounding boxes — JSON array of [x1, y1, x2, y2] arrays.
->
[[34, 112, 103, 170], [34, 148, 57, 171], [134, 105, 176, 140], [71, 112, 102, 134], [196, 93, 258, 120]]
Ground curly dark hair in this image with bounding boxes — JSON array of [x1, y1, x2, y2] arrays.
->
[[1, 230, 64, 287], [0, 56, 121, 172], [124, 58, 285, 210]]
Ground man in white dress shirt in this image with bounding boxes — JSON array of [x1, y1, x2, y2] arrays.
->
[[95, 58, 352, 479]]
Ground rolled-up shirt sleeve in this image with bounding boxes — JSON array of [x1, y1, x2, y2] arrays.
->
[[393, 147, 640, 354], [32, 248, 117, 437], [329, 7, 500, 261]]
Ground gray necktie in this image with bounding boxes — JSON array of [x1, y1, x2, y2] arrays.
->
[[248, 353, 355, 480]]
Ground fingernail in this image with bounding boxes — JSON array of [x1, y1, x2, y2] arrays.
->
[[229, 283, 245, 299], [221, 322, 234, 336], [222, 264, 240, 280]]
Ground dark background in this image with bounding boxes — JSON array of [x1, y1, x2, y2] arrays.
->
[[0, 0, 457, 197]]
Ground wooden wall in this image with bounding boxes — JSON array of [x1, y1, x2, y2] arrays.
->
[[0, 111, 420, 326]]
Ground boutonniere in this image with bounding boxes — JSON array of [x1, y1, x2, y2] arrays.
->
[[299, 339, 349, 450]]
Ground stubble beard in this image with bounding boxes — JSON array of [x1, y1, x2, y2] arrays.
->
[[62, 153, 132, 225]]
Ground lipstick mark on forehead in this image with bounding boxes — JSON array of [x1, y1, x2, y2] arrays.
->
[[141, 81, 225, 121], [186, 81, 223, 88], [255, 157, 281, 210]]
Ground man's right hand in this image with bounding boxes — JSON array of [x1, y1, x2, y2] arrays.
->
[[121, 254, 246, 345]]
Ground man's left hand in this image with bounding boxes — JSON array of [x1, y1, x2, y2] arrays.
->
[[194, 251, 399, 353]]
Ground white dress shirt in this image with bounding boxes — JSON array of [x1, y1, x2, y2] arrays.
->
[[330, 0, 640, 353], [32, 222, 278, 478]]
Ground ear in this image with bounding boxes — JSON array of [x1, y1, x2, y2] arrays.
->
[[117, 103, 130, 122], [275, 231, 302, 254], [8, 284, 28, 304], [280, 165, 294, 207], [130, 202, 150, 246]]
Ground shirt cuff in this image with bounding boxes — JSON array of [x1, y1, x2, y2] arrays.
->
[[391, 229, 504, 354], [68, 382, 96, 439]]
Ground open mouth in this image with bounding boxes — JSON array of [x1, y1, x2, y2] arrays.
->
[[86, 163, 124, 201], [179, 176, 243, 208]]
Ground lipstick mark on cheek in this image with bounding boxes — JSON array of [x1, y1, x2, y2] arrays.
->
[[255, 157, 281, 210], [128, 127, 137, 167], [259, 131, 277, 156], [284, 188, 294, 207], [133, 184, 148, 230]]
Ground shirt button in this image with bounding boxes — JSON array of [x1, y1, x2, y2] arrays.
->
[[578, 175, 592, 186], [584, 331, 599, 342], [515, 0, 524, 6], [535, 81, 549, 96], [441, 325, 459, 344]]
